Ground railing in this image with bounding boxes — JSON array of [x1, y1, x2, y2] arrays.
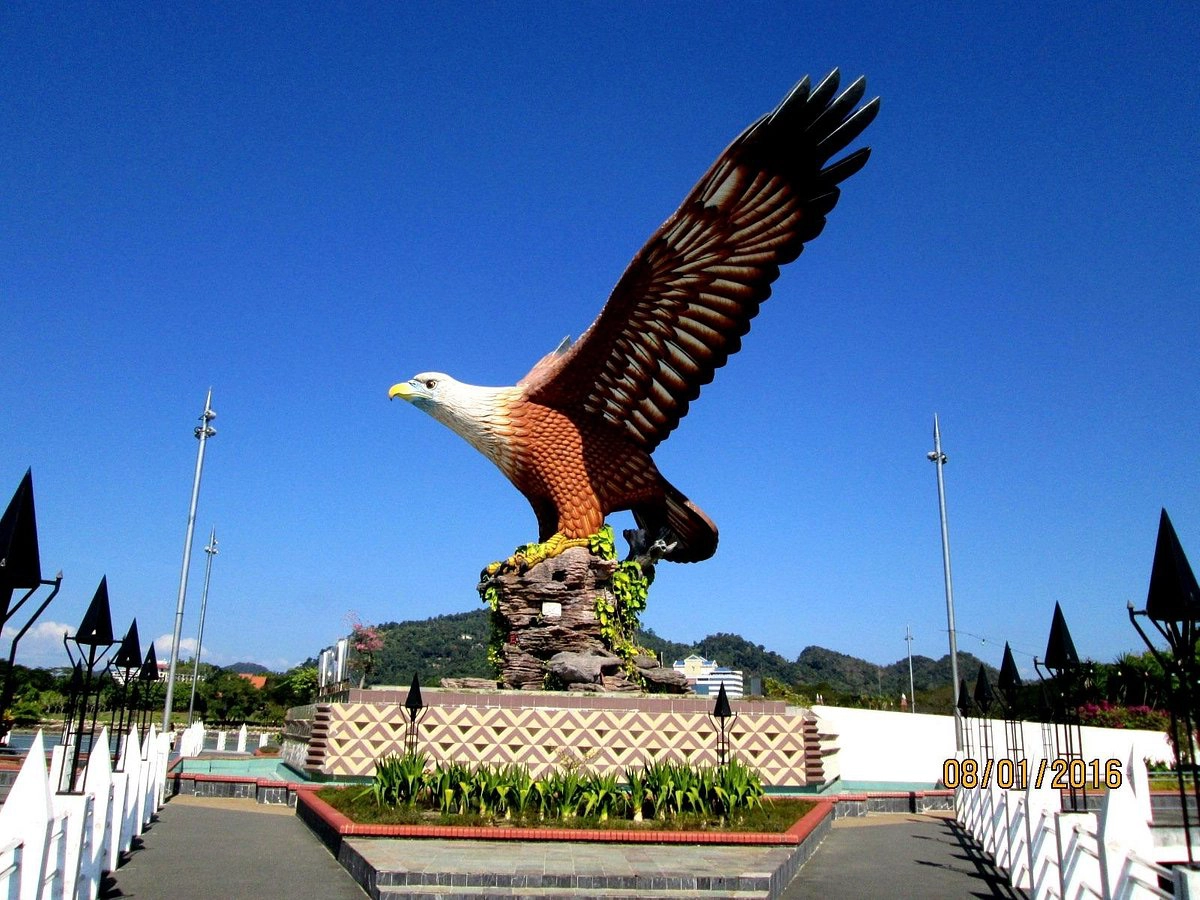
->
[[0, 838, 22, 900], [954, 746, 1200, 899], [0, 725, 171, 900], [1122, 850, 1175, 900], [174, 722, 274, 758]]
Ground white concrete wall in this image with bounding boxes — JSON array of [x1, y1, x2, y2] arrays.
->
[[813, 706, 956, 783], [813, 705, 1173, 785]]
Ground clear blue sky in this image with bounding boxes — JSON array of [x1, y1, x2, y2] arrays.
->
[[3, 3, 1197, 679]]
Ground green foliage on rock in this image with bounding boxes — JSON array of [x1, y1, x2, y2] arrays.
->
[[594, 559, 651, 675], [586, 525, 652, 678]]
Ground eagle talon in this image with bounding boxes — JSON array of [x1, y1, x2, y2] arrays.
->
[[485, 533, 592, 576]]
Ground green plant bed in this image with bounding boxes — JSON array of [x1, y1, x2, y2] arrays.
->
[[317, 786, 815, 833], [1149, 774, 1196, 790]]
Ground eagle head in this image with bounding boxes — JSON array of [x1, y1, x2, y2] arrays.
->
[[388, 372, 452, 412], [389, 372, 519, 469]]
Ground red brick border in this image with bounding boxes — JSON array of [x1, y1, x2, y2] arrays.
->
[[295, 788, 833, 846]]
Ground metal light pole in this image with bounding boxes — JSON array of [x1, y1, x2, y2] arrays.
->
[[162, 390, 217, 730], [187, 527, 218, 726], [928, 414, 962, 750], [906, 625, 916, 713]]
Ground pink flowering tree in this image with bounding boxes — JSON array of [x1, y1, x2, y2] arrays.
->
[[347, 613, 385, 688]]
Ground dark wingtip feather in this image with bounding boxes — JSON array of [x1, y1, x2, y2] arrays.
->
[[806, 75, 867, 137], [821, 145, 872, 185], [814, 96, 880, 159], [806, 69, 842, 112], [767, 74, 812, 124]]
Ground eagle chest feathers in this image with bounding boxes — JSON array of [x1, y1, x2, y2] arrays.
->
[[507, 403, 661, 512]]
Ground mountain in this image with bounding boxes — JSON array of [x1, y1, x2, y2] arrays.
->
[[372, 610, 494, 684], [365, 609, 992, 699], [226, 661, 271, 675]]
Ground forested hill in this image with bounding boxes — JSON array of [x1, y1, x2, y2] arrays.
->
[[636, 630, 995, 696], [367, 608, 994, 697]]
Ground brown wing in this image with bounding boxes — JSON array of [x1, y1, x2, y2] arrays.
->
[[523, 70, 878, 451]]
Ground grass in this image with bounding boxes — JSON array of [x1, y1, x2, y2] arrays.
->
[[316, 786, 815, 833], [1149, 772, 1200, 790]]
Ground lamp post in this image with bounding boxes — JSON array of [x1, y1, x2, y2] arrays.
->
[[60, 577, 117, 792], [905, 625, 916, 713], [0, 469, 63, 744], [402, 673, 425, 754], [997, 642, 1025, 765], [187, 528, 218, 726], [956, 678, 974, 759], [1034, 602, 1087, 812], [973, 663, 996, 763], [135, 644, 160, 742], [163, 391, 217, 730], [709, 683, 737, 766], [927, 415, 962, 750], [108, 619, 142, 755], [1127, 508, 1200, 865]]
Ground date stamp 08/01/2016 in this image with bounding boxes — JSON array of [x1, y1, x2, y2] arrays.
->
[[942, 757, 1125, 791]]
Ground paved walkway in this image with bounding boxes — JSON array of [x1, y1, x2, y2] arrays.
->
[[101, 797, 1016, 899], [99, 795, 366, 899], [781, 812, 1022, 899]]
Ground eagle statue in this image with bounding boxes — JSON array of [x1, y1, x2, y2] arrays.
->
[[390, 70, 878, 571]]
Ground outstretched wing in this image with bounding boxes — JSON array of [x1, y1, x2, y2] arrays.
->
[[523, 70, 878, 451]]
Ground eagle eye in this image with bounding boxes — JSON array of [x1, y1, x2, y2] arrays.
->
[[424, 379, 437, 390]]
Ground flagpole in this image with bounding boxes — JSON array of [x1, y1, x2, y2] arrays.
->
[[162, 390, 216, 729], [187, 528, 218, 726], [928, 414, 962, 750]]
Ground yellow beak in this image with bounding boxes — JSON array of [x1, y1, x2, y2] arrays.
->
[[389, 383, 415, 401]]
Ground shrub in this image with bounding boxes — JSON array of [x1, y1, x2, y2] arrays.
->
[[361, 750, 428, 807], [358, 754, 767, 823], [1078, 701, 1169, 732]]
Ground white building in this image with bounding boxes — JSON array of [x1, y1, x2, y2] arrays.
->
[[672, 654, 744, 699]]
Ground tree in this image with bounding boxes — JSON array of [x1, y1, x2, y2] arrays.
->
[[266, 666, 318, 710], [197, 669, 264, 724], [347, 614, 384, 688]]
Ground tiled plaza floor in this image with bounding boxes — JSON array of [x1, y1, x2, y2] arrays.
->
[[101, 796, 1012, 899]]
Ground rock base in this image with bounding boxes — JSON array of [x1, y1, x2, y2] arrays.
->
[[479, 546, 688, 693]]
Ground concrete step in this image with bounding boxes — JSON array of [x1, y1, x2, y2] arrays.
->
[[379, 888, 766, 899], [372, 871, 776, 898]]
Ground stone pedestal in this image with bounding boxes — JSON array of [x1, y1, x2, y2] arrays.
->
[[479, 546, 687, 693], [284, 687, 820, 787]]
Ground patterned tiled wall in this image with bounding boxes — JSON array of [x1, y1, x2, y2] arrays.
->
[[284, 688, 826, 788]]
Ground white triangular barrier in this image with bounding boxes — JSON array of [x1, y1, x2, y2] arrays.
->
[[174, 721, 205, 757], [50, 788, 91, 900], [951, 740, 1186, 900], [79, 727, 114, 900], [0, 730, 51, 900], [137, 724, 159, 827], [1006, 788, 1032, 890], [1024, 765, 1061, 900], [1102, 744, 1174, 899], [153, 728, 172, 811], [0, 723, 171, 896], [1057, 811, 1099, 900], [117, 727, 142, 854]]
